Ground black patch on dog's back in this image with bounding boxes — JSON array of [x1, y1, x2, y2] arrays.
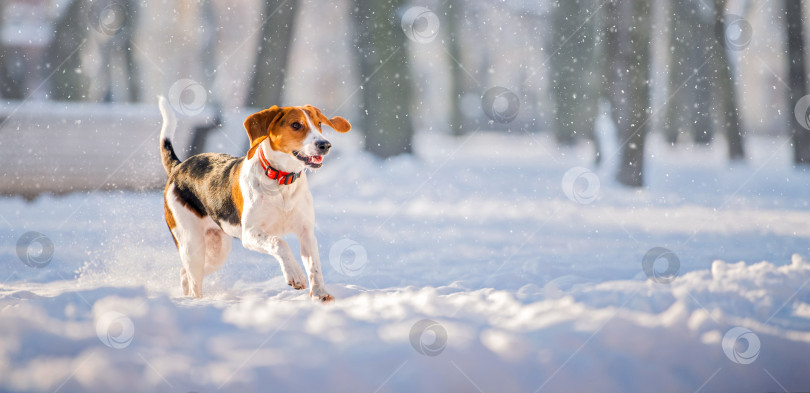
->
[[169, 153, 243, 227]]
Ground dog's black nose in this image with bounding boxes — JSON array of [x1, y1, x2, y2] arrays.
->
[[316, 140, 331, 154]]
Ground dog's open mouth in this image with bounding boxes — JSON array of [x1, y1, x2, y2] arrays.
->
[[293, 151, 323, 168]]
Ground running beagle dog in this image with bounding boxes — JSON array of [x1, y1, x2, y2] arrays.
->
[[158, 96, 350, 303]]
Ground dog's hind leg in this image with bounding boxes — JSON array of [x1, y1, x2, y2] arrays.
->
[[203, 223, 231, 276], [175, 225, 206, 298], [166, 187, 207, 298]]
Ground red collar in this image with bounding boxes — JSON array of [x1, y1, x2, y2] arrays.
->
[[257, 146, 302, 185]]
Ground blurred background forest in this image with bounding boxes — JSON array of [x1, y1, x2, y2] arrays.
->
[[0, 0, 809, 195]]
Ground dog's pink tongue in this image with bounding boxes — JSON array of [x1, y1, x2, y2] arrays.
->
[[310, 156, 323, 164]]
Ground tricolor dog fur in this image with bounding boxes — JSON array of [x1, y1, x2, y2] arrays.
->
[[158, 96, 351, 303]]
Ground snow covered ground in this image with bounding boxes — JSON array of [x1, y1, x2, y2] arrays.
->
[[2, 129, 810, 393]]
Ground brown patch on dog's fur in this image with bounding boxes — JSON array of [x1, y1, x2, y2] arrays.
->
[[163, 185, 178, 248], [266, 109, 308, 154], [231, 162, 244, 217]]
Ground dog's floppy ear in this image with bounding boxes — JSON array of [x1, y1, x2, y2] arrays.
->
[[244, 106, 282, 159], [246, 135, 267, 160], [323, 115, 351, 133], [315, 110, 351, 133]]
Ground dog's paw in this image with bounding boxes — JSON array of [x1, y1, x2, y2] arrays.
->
[[287, 276, 307, 290], [310, 289, 334, 304], [284, 267, 307, 290]]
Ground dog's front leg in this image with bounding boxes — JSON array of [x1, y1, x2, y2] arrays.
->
[[298, 228, 333, 303], [242, 227, 307, 290]]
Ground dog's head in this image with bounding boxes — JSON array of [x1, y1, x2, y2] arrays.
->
[[244, 105, 351, 168]]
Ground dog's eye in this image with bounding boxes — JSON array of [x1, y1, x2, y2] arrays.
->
[[318, 122, 322, 128], [291, 122, 302, 130]]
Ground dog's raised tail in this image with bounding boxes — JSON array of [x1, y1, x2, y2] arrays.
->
[[158, 95, 181, 175]]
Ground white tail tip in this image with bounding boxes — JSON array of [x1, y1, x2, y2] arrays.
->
[[158, 95, 177, 141]]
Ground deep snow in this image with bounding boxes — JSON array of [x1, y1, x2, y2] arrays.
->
[[2, 129, 810, 393]]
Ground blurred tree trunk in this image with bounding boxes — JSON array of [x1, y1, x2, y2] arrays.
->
[[0, 47, 24, 99], [49, 0, 88, 101], [550, 0, 599, 148], [246, 0, 298, 108], [190, 0, 222, 155], [713, 0, 745, 160], [605, 0, 651, 187], [121, 0, 140, 102], [692, 33, 713, 145], [785, 0, 810, 165], [663, 0, 690, 145], [353, 0, 414, 158], [199, 0, 218, 94], [0, 2, 22, 99], [446, 0, 468, 136], [693, 5, 715, 145], [664, 0, 713, 146], [602, 1, 618, 118], [99, 0, 139, 102]]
